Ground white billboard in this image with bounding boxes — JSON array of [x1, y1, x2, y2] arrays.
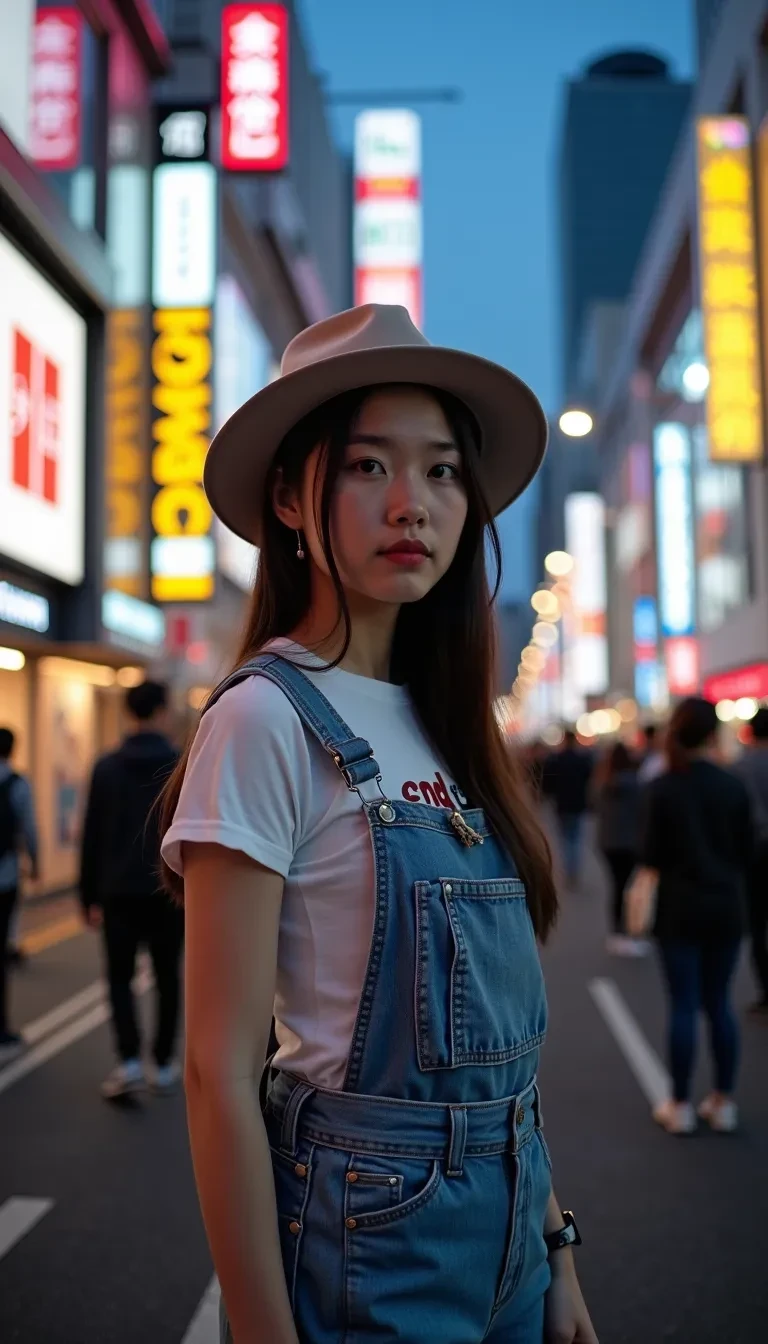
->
[[0, 233, 86, 584], [354, 109, 422, 329], [565, 492, 608, 697], [152, 161, 217, 309], [653, 422, 695, 638]]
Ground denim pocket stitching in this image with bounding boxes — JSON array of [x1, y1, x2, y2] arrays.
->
[[414, 881, 436, 1069], [269, 1142, 315, 1313], [344, 1159, 442, 1230]]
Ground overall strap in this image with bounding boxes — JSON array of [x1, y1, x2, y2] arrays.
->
[[202, 654, 383, 792]]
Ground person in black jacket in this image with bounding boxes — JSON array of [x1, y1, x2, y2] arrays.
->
[[628, 697, 752, 1136], [80, 681, 182, 1100]]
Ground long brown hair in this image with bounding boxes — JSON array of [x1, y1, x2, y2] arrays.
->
[[159, 385, 558, 939]]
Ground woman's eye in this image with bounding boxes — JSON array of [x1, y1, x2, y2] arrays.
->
[[349, 458, 386, 476], [429, 463, 461, 480]]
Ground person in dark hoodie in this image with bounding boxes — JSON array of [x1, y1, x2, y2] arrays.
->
[[80, 681, 182, 1100]]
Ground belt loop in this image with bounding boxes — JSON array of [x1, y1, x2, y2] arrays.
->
[[280, 1081, 316, 1157], [447, 1105, 468, 1177]]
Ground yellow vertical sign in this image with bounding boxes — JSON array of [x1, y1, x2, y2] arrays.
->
[[696, 117, 763, 462]]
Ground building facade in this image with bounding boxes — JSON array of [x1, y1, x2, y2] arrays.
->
[[0, 1, 171, 895], [596, 0, 768, 721], [149, 0, 352, 704]]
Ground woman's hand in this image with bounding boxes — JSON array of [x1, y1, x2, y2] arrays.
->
[[544, 1255, 599, 1343]]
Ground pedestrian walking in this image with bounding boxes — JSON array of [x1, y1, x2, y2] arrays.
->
[[732, 706, 768, 1013], [0, 727, 39, 1062], [592, 742, 646, 956], [637, 723, 665, 785], [160, 305, 597, 1343], [626, 697, 752, 1136], [542, 729, 593, 888], [79, 681, 183, 1100]]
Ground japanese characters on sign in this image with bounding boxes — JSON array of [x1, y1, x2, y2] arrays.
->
[[30, 7, 82, 172], [221, 4, 289, 172], [696, 118, 763, 463], [354, 110, 423, 329]]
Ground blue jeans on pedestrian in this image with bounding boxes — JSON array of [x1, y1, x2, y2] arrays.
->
[[657, 939, 742, 1102], [212, 655, 553, 1344], [558, 813, 585, 885]]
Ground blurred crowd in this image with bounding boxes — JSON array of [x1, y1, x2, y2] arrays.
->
[[520, 699, 768, 1136]]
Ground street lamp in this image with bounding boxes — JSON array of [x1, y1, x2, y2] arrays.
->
[[558, 409, 594, 438], [544, 550, 574, 578]]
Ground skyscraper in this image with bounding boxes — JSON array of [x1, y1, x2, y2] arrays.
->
[[559, 50, 691, 401]]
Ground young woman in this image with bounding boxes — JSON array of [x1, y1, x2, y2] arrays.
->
[[592, 742, 644, 956], [627, 697, 753, 1136], [160, 305, 597, 1343]]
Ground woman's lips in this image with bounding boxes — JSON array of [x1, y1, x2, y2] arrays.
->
[[379, 541, 431, 567]]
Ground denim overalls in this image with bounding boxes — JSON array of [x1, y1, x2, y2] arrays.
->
[[213, 656, 552, 1343]]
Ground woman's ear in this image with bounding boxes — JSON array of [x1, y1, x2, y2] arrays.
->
[[272, 467, 303, 530]]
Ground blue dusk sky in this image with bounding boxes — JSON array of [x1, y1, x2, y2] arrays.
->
[[300, 0, 695, 599]]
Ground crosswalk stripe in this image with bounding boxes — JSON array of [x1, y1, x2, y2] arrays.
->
[[0, 1198, 54, 1262], [0, 970, 152, 1099], [589, 976, 671, 1106], [181, 1275, 220, 1343], [22, 980, 105, 1045]]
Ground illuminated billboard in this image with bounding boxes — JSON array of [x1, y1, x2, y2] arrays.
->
[[654, 422, 695, 638], [221, 4, 289, 172], [354, 110, 422, 328], [697, 117, 763, 462], [30, 7, 82, 172], [564, 492, 608, 696]]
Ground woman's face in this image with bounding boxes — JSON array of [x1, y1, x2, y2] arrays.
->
[[299, 386, 469, 606]]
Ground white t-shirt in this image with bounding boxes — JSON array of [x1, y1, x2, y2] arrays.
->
[[162, 645, 465, 1089]]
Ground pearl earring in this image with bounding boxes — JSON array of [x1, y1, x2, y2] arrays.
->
[[296, 530, 305, 560]]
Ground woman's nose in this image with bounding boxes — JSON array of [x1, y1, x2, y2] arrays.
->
[[386, 478, 429, 527]]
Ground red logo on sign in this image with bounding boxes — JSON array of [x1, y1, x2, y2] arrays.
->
[[11, 330, 61, 506], [30, 8, 82, 172], [221, 4, 289, 172]]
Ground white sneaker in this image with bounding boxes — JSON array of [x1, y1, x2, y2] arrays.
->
[[626, 938, 651, 958], [698, 1095, 738, 1133], [606, 935, 634, 956], [101, 1059, 145, 1100], [652, 1099, 697, 1135], [150, 1060, 182, 1095]]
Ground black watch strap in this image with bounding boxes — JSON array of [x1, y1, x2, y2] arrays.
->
[[544, 1210, 582, 1254]]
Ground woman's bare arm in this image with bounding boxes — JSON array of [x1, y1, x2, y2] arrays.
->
[[183, 842, 299, 1344]]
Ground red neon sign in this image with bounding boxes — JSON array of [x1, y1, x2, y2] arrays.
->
[[30, 8, 82, 172], [221, 4, 289, 172]]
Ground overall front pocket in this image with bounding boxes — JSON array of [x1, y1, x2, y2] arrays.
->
[[414, 877, 548, 1070]]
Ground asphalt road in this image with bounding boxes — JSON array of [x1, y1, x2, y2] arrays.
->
[[1, 841, 766, 1344]]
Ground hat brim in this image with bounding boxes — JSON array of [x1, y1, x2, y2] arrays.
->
[[203, 345, 548, 546]]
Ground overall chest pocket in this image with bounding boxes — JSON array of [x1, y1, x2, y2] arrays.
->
[[414, 877, 548, 1071]]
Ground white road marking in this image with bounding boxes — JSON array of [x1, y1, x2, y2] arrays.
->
[[181, 1275, 220, 1344], [589, 977, 671, 1106], [22, 980, 105, 1045], [0, 970, 152, 1098], [0, 1198, 54, 1261]]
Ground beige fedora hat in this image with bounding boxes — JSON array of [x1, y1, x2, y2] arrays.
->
[[204, 304, 547, 546]]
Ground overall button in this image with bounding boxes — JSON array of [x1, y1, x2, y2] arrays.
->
[[288, 1221, 301, 1236], [346, 1171, 359, 1183], [389, 1177, 398, 1186], [516, 1105, 526, 1125], [294, 1163, 307, 1178], [444, 883, 453, 897], [378, 803, 396, 823], [345, 1217, 358, 1230]]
